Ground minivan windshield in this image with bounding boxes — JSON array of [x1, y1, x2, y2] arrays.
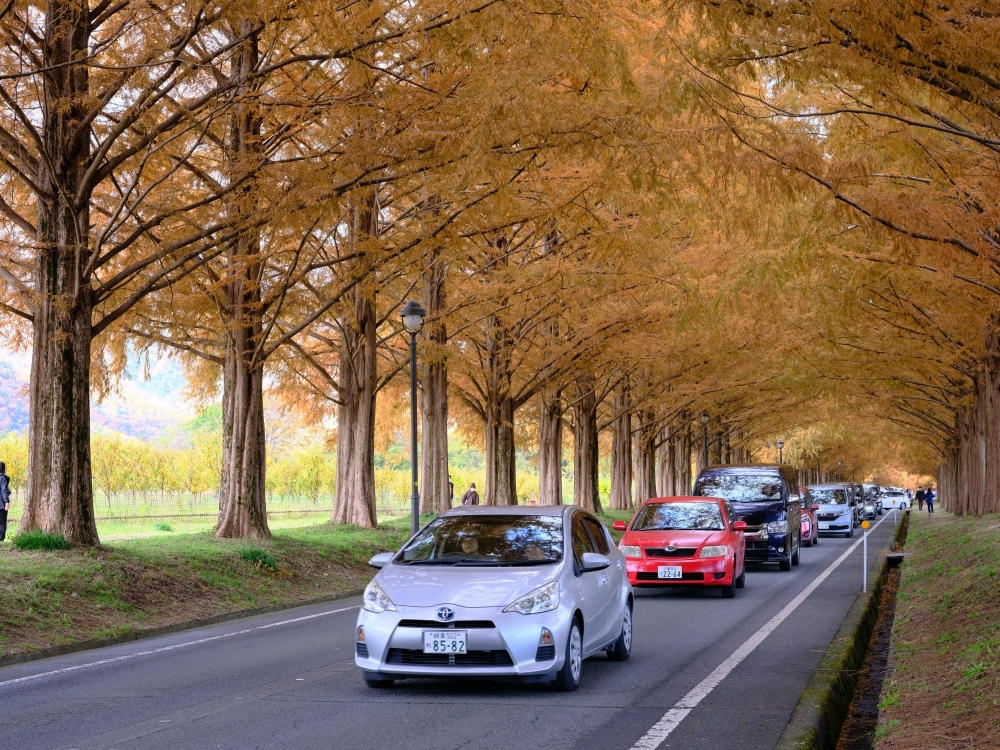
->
[[808, 489, 849, 505], [632, 502, 725, 531], [693, 473, 782, 503], [398, 515, 563, 566]]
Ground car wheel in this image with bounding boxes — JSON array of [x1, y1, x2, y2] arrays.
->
[[553, 620, 583, 691], [804, 535, 812, 547], [812, 534, 818, 545], [779, 555, 792, 571], [363, 673, 395, 689], [791, 542, 800, 566], [845, 524, 854, 539], [607, 602, 632, 661], [735, 564, 746, 589]]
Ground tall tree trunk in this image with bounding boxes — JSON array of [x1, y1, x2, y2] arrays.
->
[[633, 410, 656, 505], [676, 420, 692, 493], [538, 390, 563, 504], [21, 0, 99, 545], [420, 255, 450, 514], [485, 396, 517, 505], [216, 21, 269, 539], [609, 383, 632, 510], [334, 199, 379, 526], [656, 425, 670, 497], [573, 376, 601, 513]]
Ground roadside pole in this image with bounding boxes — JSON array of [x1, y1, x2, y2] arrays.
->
[[861, 519, 870, 592]]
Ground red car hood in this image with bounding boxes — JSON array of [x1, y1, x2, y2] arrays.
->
[[624, 529, 729, 549]]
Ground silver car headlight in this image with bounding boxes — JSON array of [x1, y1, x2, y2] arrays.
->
[[767, 520, 788, 534], [836, 509, 849, 517], [363, 579, 396, 613], [619, 543, 642, 559], [503, 581, 559, 615], [699, 545, 728, 559]]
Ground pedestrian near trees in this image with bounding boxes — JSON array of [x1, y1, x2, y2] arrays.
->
[[916, 486, 926, 511], [0, 461, 10, 541], [461, 483, 480, 506], [926, 487, 935, 513]]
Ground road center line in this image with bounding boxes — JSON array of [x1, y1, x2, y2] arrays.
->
[[0, 604, 360, 690], [630, 515, 892, 750]]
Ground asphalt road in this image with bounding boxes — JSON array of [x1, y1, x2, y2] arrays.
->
[[0, 514, 898, 750]]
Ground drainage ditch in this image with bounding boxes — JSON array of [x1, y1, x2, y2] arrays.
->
[[835, 515, 910, 750]]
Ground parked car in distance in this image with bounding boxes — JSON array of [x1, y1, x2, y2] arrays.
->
[[613, 497, 747, 598], [355, 505, 633, 692], [881, 489, 909, 510], [863, 483, 882, 515], [862, 498, 877, 520], [806, 484, 857, 538], [692, 464, 802, 571], [799, 486, 820, 547]]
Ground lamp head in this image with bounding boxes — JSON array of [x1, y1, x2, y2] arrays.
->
[[400, 300, 426, 333], [701, 411, 710, 424], [776, 438, 784, 450]]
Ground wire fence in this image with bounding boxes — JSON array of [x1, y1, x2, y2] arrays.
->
[[5, 487, 411, 523]]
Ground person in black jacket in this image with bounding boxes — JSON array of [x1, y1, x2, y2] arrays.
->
[[0, 461, 10, 542]]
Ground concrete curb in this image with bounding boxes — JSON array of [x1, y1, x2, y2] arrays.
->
[[775, 513, 910, 750], [0, 589, 363, 671]]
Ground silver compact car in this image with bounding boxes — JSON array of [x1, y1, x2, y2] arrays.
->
[[354, 505, 633, 691], [806, 484, 857, 538]]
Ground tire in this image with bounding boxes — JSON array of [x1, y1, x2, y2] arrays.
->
[[607, 602, 632, 661], [363, 673, 395, 689], [845, 524, 854, 539], [553, 620, 583, 691], [791, 542, 800, 566], [735, 564, 746, 589], [779, 556, 792, 571], [812, 534, 818, 545], [804, 535, 813, 548]]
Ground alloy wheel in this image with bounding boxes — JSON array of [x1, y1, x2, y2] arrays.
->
[[569, 626, 582, 682]]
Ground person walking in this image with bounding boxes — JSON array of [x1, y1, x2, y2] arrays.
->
[[461, 482, 480, 506], [0, 461, 10, 542], [448, 476, 455, 508], [926, 487, 935, 513], [915, 486, 926, 512]]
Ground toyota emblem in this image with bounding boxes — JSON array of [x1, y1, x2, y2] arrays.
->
[[436, 606, 456, 622], [666, 545, 676, 552]]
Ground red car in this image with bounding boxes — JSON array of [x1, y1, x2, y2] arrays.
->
[[612, 496, 747, 598], [799, 487, 820, 547]]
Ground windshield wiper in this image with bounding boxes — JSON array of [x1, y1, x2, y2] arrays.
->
[[403, 559, 463, 565]]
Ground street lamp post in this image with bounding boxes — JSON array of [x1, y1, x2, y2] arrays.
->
[[701, 411, 710, 467], [401, 300, 426, 536], [777, 438, 785, 464]]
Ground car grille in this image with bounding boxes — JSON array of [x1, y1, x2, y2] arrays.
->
[[818, 513, 843, 521], [396, 620, 496, 629], [746, 540, 769, 551], [356, 642, 369, 658], [644, 547, 697, 558], [535, 644, 556, 661], [636, 571, 705, 581], [386, 648, 514, 667]]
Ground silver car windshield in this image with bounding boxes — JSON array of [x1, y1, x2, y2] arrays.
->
[[632, 502, 724, 531], [808, 489, 848, 505], [398, 515, 563, 566], [694, 474, 782, 503]]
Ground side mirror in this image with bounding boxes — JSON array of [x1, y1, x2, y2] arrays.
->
[[368, 552, 394, 569], [812, 504, 820, 511], [733, 520, 748, 531], [612, 520, 627, 531], [580, 552, 611, 572]]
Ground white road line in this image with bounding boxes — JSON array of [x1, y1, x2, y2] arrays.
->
[[0, 604, 360, 690], [630, 515, 892, 750]]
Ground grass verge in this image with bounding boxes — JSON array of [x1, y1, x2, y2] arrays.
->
[[0, 517, 418, 659], [875, 511, 1000, 748]]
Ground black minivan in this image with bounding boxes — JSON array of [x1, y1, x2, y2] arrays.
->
[[693, 464, 802, 571]]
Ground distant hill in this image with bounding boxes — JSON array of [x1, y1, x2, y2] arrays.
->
[[0, 362, 30, 433], [0, 348, 196, 440]]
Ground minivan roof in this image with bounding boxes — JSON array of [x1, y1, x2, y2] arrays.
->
[[807, 483, 853, 491], [698, 464, 790, 474]]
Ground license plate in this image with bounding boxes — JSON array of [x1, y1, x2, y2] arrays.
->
[[423, 630, 468, 654], [657, 566, 682, 579], [818, 522, 830, 530]]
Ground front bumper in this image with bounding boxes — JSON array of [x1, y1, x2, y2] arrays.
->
[[626, 555, 733, 586], [354, 603, 571, 680], [817, 515, 852, 533], [743, 531, 790, 562]]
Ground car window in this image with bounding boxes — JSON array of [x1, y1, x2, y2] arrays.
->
[[398, 515, 563, 566], [571, 513, 596, 564], [807, 489, 849, 505], [693, 473, 783, 502], [632, 502, 725, 531], [581, 517, 611, 555]]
